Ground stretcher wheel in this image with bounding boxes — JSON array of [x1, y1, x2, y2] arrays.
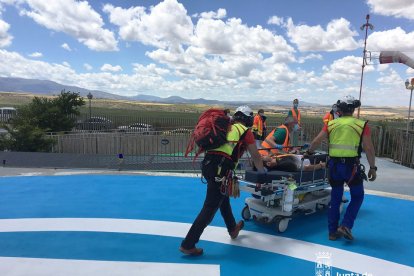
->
[[274, 217, 289, 233], [242, 205, 251, 221]]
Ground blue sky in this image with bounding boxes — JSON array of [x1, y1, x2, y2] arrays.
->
[[1, 0, 414, 107]]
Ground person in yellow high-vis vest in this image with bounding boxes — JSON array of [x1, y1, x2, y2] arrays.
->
[[180, 106, 266, 256], [306, 95, 377, 241]]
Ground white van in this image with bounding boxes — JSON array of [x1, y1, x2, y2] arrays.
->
[[0, 107, 17, 122]]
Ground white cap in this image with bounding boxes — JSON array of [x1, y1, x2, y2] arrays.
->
[[235, 105, 253, 117]]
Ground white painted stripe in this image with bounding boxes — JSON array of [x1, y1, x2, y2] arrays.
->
[[0, 218, 412, 275], [0, 257, 220, 276], [364, 189, 414, 201]]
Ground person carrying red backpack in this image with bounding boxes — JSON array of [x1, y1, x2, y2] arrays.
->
[[180, 105, 266, 256]]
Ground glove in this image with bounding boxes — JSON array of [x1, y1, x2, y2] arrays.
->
[[368, 168, 377, 181], [302, 143, 310, 149], [275, 144, 284, 150]]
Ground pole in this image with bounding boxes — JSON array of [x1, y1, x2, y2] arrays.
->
[[401, 85, 413, 165], [357, 14, 371, 119], [89, 99, 91, 119], [407, 88, 413, 135]]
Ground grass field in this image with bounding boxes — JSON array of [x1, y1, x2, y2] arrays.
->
[[0, 91, 410, 125]]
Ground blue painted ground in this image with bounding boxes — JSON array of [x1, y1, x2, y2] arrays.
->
[[0, 175, 413, 275]]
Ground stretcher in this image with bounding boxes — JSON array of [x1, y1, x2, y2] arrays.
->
[[239, 153, 348, 233]]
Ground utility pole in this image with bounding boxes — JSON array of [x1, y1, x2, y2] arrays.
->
[[357, 14, 374, 118]]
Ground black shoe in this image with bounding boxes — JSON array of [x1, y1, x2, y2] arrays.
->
[[338, 225, 353, 240], [230, 220, 244, 239], [328, 231, 342, 241], [179, 246, 203, 256]]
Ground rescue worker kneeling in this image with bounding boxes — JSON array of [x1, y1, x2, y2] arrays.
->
[[259, 116, 299, 156], [307, 95, 377, 241], [180, 106, 266, 256]]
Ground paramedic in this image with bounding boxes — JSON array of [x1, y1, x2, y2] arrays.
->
[[252, 109, 266, 148], [180, 105, 266, 256], [306, 95, 377, 241], [259, 116, 298, 156]]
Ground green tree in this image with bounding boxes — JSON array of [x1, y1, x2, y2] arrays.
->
[[0, 90, 85, 152]]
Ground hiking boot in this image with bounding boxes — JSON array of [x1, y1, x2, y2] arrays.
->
[[230, 220, 244, 239], [328, 231, 342, 241], [337, 225, 354, 240], [179, 246, 203, 256]]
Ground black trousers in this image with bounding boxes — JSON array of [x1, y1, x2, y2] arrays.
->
[[181, 154, 237, 249]]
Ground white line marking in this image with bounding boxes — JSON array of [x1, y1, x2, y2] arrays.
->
[[364, 189, 414, 201], [0, 257, 220, 276], [0, 218, 412, 275]]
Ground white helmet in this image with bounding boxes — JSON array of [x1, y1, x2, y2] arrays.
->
[[339, 95, 356, 105], [235, 105, 253, 117]]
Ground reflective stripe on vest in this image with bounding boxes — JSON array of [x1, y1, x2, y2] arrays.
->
[[259, 124, 289, 156], [327, 117, 366, 157], [211, 123, 247, 156], [291, 108, 301, 125]]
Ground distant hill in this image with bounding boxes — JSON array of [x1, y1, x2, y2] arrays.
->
[[0, 76, 319, 106], [0, 77, 127, 100]]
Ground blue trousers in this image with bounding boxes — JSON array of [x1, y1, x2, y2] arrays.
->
[[328, 160, 365, 234]]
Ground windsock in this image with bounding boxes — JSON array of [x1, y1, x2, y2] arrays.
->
[[379, 51, 414, 69]]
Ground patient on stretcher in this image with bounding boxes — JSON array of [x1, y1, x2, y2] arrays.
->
[[262, 154, 326, 172]]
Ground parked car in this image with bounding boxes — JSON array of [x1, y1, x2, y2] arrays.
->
[[75, 117, 114, 131], [117, 123, 155, 134], [162, 128, 192, 135]]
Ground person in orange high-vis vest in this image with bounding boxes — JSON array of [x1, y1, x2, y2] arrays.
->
[[323, 104, 339, 126], [252, 109, 265, 148], [289, 99, 301, 126], [288, 99, 301, 146], [259, 116, 297, 156]]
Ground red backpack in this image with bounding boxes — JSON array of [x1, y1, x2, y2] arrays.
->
[[185, 109, 231, 158]]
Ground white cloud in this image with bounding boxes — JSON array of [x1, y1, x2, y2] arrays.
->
[[377, 67, 402, 85], [83, 63, 92, 71], [285, 17, 359, 52], [267, 16, 284, 26], [367, 0, 414, 21], [62, 61, 70, 67], [0, 18, 12, 47], [132, 63, 169, 76], [28, 51, 42, 57], [406, 67, 414, 75], [103, 0, 193, 49], [199, 8, 226, 19], [61, 43, 71, 51], [19, 0, 118, 51], [100, 63, 122, 72], [367, 27, 414, 52], [321, 55, 366, 81], [297, 53, 323, 64]]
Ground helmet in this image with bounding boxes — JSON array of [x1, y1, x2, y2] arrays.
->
[[235, 105, 253, 117], [336, 95, 361, 113], [234, 105, 254, 127]]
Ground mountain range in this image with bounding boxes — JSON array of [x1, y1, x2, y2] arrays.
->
[[0, 77, 317, 106]]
